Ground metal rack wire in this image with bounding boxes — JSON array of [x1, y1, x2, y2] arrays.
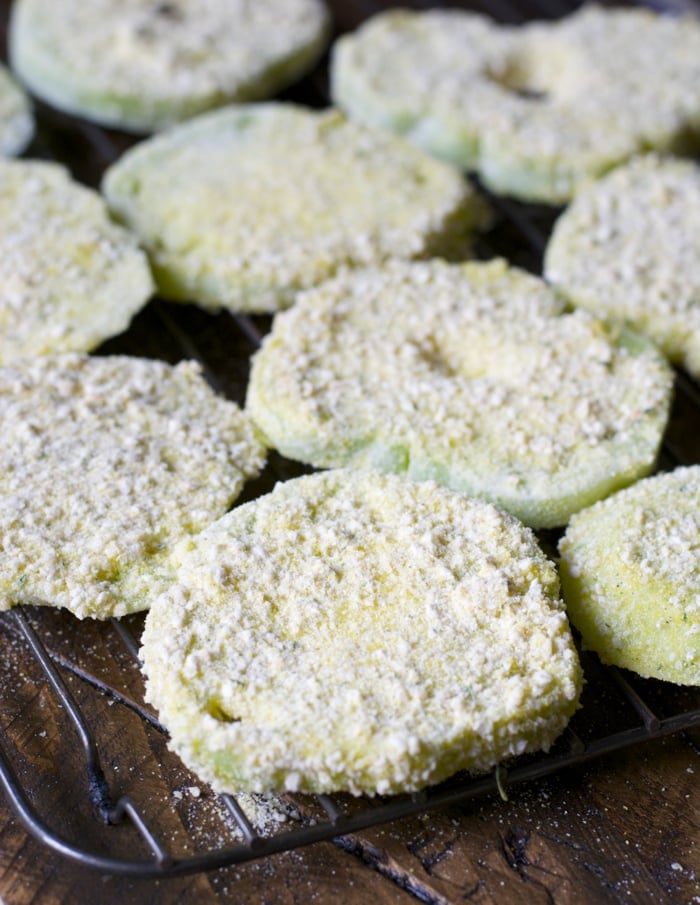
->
[[0, 0, 699, 883], [1, 510, 699, 879], [0, 301, 698, 877]]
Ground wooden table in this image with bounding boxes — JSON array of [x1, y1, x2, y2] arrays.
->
[[0, 1, 699, 902]]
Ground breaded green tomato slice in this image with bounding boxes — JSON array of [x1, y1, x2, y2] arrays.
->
[[246, 259, 674, 529], [0, 63, 33, 156], [330, 6, 700, 204], [102, 103, 489, 314], [0, 159, 154, 364], [0, 354, 266, 619], [9, 0, 330, 133], [141, 468, 582, 796], [559, 466, 700, 685], [545, 155, 700, 379]]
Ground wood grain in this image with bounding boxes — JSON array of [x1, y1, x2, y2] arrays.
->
[[330, 733, 700, 904]]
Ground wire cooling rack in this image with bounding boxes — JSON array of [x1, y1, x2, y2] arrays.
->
[[0, 0, 699, 882], [1, 599, 700, 879]]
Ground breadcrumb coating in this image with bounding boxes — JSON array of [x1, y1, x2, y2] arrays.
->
[[0, 354, 266, 618], [0, 63, 33, 156], [545, 155, 700, 378], [331, 5, 700, 203], [247, 259, 673, 528], [559, 466, 700, 685], [9, 0, 330, 131], [0, 159, 154, 363], [102, 103, 489, 313], [142, 469, 582, 796]]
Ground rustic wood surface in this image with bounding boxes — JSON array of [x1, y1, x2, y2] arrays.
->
[[1, 0, 699, 902]]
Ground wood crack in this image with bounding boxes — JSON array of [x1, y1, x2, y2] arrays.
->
[[334, 832, 460, 905], [405, 832, 455, 876], [500, 826, 531, 875], [498, 827, 559, 904]]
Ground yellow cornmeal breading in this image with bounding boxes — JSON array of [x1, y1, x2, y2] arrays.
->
[[0, 160, 154, 363], [330, 6, 700, 204], [246, 259, 673, 529], [0, 63, 33, 156], [9, 0, 330, 132], [0, 354, 266, 619], [545, 155, 700, 379], [559, 467, 700, 685], [102, 103, 489, 314], [141, 469, 583, 796]]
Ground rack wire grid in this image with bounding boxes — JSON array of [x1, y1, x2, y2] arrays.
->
[[0, 0, 699, 882]]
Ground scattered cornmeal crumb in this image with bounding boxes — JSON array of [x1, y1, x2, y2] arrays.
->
[[559, 465, 700, 685], [141, 468, 582, 796], [0, 353, 265, 619]]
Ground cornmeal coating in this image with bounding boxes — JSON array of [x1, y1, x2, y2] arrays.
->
[[246, 259, 673, 529], [0, 159, 154, 363], [330, 5, 700, 203], [0, 63, 33, 156], [545, 155, 700, 378], [141, 469, 582, 796], [0, 354, 266, 619], [559, 466, 700, 686], [102, 103, 489, 314], [9, 0, 330, 132]]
